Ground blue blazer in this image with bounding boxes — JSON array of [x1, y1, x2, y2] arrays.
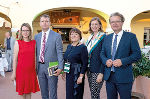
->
[[89, 36, 105, 73], [100, 31, 141, 83]]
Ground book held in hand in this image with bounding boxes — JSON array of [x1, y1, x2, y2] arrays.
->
[[48, 62, 58, 76]]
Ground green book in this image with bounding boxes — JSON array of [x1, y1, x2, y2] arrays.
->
[[48, 62, 63, 76], [49, 61, 58, 68]]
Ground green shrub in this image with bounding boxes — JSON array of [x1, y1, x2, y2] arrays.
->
[[133, 53, 150, 78]]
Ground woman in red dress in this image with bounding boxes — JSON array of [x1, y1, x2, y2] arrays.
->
[[11, 23, 40, 99]]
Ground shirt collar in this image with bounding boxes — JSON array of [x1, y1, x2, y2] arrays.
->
[[42, 28, 50, 35], [113, 30, 123, 37], [7, 37, 11, 39]]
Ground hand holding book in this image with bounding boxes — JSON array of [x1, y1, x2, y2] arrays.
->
[[48, 61, 63, 76], [53, 69, 62, 76]]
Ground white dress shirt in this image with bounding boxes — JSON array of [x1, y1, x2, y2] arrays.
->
[[39, 29, 50, 61], [111, 30, 123, 71], [87, 39, 94, 53], [111, 30, 124, 53]]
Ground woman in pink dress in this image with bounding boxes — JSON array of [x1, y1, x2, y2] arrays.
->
[[11, 23, 40, 99]]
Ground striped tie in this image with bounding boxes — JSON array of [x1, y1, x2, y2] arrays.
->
[[111, 34, 118, 72], [40, 32, 46, 63]]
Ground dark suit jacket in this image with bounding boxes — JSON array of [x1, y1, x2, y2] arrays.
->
[[100, 31, 141, 83], [89, 35, 105, 73]]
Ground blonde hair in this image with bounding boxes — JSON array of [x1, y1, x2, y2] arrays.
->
[[19, 23, 32, 41]]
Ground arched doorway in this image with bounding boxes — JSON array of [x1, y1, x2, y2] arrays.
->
[[0, 12, 12, 47], [131, 10, 150, 48], [32, 7, 108, 51]]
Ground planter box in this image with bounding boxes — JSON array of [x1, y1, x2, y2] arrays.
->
[[132, 92, 145, 99], [132, 76, 150, 99]]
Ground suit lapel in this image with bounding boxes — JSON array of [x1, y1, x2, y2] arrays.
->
[[38, 32, 42, 54], [10, 37, 13, 47], [115, 31, 127, 57], [108, 34, 113, 57]]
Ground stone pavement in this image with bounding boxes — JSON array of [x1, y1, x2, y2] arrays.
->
[[0, 72, 107, 99]]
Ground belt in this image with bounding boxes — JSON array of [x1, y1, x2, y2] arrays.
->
[[38, 62, 45, 64]]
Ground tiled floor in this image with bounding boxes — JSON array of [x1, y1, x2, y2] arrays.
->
[[0, 72, 107, 99]]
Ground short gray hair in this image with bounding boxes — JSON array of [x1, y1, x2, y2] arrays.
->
[[40, 14, 50, 20], [109, 12, 125, 22]]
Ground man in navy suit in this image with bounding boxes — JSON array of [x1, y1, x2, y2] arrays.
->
[[100, 12, 141, 99]]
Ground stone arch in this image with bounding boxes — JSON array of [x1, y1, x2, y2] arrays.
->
[[131, 10, 150, 47], [32, 7, 109, 34], [32, 7, 109, 51], [0, 12, 12, 46]]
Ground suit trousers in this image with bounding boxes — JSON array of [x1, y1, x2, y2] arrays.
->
[[6, 50, 13, 71], [106, 72, 133, 99], [38, 63, 58, 99], [87, 69, 104, 99]]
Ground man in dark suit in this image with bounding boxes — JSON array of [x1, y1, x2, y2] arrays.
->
[[100, 12, 141, 99]]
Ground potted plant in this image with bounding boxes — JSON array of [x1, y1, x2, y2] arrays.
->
[[133, 53, 150, 78], [144, 40, 150, 47], [132, 53, 150, 99]]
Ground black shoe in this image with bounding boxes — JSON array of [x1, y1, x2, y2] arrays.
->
[[6, 70, 12, 72]]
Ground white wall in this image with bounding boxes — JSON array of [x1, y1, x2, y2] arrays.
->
[[0, 0, 147, 28], [0, 0, 150, 35]]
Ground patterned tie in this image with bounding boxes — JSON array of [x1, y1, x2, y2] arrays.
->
[[111, 34, 118, 72], [40, 32, 46, 63]]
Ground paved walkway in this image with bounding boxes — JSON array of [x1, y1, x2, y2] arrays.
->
[[0, 72, 107, 99]]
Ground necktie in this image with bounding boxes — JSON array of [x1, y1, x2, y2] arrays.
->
[[111, 34, 118, 72], [40, 33, 46, 63]]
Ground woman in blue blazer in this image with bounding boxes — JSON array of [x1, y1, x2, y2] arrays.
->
[[85, 17, 106, 99]]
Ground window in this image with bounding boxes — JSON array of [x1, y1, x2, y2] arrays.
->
[[144, 28, 150, 45]]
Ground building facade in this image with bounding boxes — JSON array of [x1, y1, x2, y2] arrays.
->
[[0, 0, 150, 48]]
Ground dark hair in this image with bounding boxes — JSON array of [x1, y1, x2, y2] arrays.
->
[[89, 17, 104, 33], [7, 31, 12, 36], [109, 12, 125, 22], [19, 23, 32, 41], [40, 14, 50, 20], [69, 28, 82, 40]]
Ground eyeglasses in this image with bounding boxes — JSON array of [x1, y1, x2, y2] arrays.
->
[[22, 30, 30, 32], [110, 21, 122, 24], [91, 23, 99, 26]]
